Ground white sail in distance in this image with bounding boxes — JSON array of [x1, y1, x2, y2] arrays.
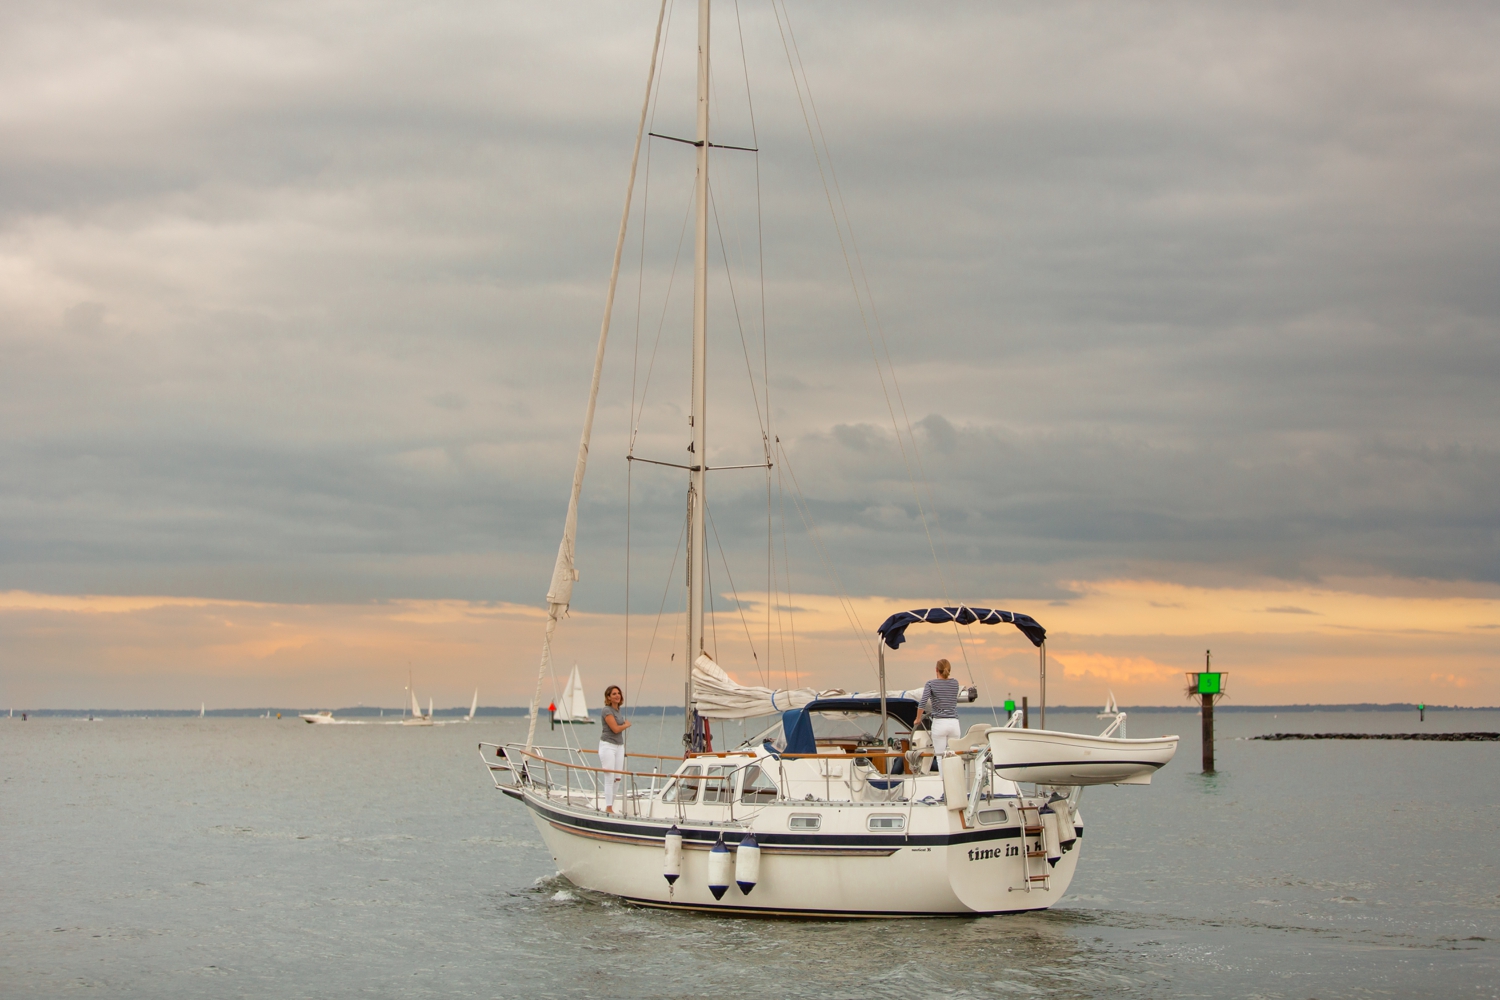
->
[[558, 666, 590, 723]]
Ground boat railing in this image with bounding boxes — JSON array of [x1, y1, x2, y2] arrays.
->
[[478, 742, 679, 818], [479, 742, 979, 816]]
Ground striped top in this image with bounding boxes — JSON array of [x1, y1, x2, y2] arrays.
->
[[919, 678, 961, 720]]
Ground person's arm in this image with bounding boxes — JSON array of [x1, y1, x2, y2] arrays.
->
[[915, 681, 930, 726], [604, 711, 630, 734]]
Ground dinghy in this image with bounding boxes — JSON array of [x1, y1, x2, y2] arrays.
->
[[987, 728, 1178, 786]]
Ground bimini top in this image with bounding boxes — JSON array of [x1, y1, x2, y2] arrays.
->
[[877, 606, 1047, 649]]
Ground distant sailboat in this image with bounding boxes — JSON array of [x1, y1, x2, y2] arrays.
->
[[402, 680, 433, 726], [199, 703, 205, 719], [551, 666, 595, 728], [430, 689, 479, 726]]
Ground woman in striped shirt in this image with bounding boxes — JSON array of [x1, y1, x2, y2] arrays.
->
[[915, 658, 962, 767]]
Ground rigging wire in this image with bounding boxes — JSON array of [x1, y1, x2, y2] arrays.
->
[[779, 9, 981, 695], [526, 0, 669, 751], [705, 499, 764, 680], [627, 0, 677, 685], [775, 456, 799, 685], [731, 0, 777, 707], [705, 536, 719, 662], [775, 438, 878, 672], [772, 0, 995, 718], [630, 187, 697, 452], [630, 518, 686, 714], [709, 185, 769, 439]]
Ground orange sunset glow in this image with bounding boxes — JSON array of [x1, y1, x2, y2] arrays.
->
[[5, 577, 1495, 709]]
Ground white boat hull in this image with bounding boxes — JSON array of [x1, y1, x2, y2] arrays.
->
[[987, 727, 1178, 786], [515, 787, 1081, 916]]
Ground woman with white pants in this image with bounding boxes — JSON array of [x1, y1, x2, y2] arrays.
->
[[599, 685, 631, 813], [914, 659, 962, 770]]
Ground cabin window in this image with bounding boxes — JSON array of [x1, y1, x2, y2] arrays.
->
[[867, 815, 905, 832], [739, 765, 779, 803], [662, 766, 700, 804], [976, 808, 1008, 826], [701, 765, 733, 804], [788, 814, 821, 831]]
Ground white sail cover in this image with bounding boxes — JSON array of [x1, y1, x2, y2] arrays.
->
[[691, 655, 849, 720], [558, 665, 590, 722]]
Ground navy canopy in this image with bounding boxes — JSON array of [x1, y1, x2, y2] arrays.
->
[[780, 708, 816, 755], [877, 606, 1046, 649]]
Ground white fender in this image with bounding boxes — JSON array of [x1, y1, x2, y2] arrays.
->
[[1052, 797, 1078, 852], [735, 834, 761, 895], [940, 755, 969, 811], [663, 825, 682, 885], [707, 835, 732, 900], [1040, 804, 1063, 867]]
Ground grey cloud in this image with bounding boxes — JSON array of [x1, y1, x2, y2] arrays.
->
[[1, 1, 1497, 615]]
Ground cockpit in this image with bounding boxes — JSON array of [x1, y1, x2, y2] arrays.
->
[[740, 697, 925, 774]]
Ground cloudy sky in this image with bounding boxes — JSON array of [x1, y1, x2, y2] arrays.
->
[[3, 0, 1497, 710]]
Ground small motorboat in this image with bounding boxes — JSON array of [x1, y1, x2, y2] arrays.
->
[[300, 710, 361, 725]]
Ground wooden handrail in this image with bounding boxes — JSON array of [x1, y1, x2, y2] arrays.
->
[[493, 743, 946, 777]]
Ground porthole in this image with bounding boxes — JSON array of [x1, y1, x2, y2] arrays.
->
[[867, 815, 905, 832], [788, 814, 822, 831], [976, 808, 1008, 826]]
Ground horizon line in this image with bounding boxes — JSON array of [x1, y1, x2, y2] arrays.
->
[[7, 702, 1493, 717]]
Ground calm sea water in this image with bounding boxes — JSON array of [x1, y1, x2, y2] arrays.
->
[[4, 709, 1497, 998]]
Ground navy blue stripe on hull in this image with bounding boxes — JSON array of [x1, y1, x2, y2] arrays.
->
[[514, 790, 1082, 850]]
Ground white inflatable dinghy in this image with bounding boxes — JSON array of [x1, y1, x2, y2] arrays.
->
[[987, 727, 1179, 785]]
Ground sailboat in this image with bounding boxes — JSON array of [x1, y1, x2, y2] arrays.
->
[[402, 685, 433, 727], [433, 690, 480, 726], [480, 1, 1177, 916], [551, 666, 595, 729]]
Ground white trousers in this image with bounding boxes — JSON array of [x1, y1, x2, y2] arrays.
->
[[931, 717, 962, 758], [598, 741, 625, 808]]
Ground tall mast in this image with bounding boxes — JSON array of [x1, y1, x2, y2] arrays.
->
[[684, 0, 710, 746]]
